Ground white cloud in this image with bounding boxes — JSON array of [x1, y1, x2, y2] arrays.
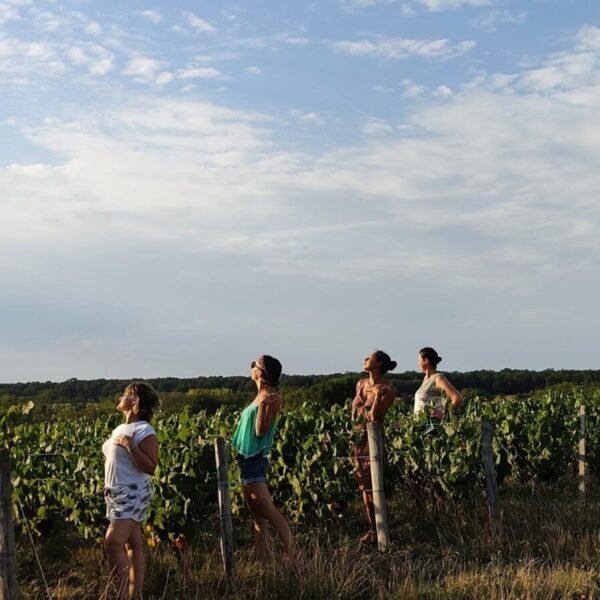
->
[[140, 10, 162, 24], [277, 35, 310, 45], [32, 9, 68, 32], [342, 0, 380, 6], [0, 36, 65, 79], [177, 66, 222, 80], [332, 37, 476, 60], [290, 109, 325, 125], [413, 0, 491, 11], [507, 27, 600, 97], [402, 79, 425, 97], [8, 26, 599, 282], [362, 117, 394, 134], [155, 71, 174, 86], [122, 56, 167, 83], [84, 21, 103, 36], [434, 84, 453, 96], [65, 43, 114, 76], [2, 18, 600, 377], [0, 3, 20, 24], [576, 25, 600, 52], [2, 98, 277, 226], [184, 11, 216, 33], [471, 10, 527, 31], [245, 66, 262, 75]]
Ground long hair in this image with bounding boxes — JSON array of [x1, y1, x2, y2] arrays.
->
[[126, 381, 161, 422]]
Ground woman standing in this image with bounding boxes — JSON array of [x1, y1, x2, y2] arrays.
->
[[103, 382, 160, 599], [415, 347, 463, 421], [351, 350, 397, 543], [232, 355, 295, 558]]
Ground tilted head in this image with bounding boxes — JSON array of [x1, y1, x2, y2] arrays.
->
[[251, 355, 282, 388]]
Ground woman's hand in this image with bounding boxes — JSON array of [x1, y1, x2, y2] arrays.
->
[[114, 434, 159, 475], [114, 434, 135, 452]]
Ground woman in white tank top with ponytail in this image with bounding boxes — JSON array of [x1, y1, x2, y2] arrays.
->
[[414, 347, 463, 421]]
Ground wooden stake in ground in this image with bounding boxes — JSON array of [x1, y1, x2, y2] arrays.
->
[[481, 418, 501, 520], [367, 422, 390, 551], [578, 403, 586, 497], [214, 437, 235, 585], [0, 449, 18, 600]]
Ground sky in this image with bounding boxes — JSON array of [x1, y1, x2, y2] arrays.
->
[[1, 0, 599, 382]]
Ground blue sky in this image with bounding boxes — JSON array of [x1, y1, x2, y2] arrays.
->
[[1, 0, 599, 382]]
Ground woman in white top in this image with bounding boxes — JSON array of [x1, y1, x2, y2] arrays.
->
[[415, 347, 463, 420], [103, 382, 160, 600]]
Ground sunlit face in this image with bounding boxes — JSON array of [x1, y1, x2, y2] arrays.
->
[[117, 388, 135, 412], [417, 353, 428, 372], [250, 360, 263, 383], [363, 353, 379, 372]]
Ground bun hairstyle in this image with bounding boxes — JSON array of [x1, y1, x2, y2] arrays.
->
[[419, 347, 442, 367], [374, 350, 397, 374], [255, 355, 282, 388], [127, 381, 161, 422]]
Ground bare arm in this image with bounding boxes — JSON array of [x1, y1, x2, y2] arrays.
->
[[436, 375, 463, 409], [116, 434, 159, 476], [255, 394, 281, 437], [351, 380, 366, 420]]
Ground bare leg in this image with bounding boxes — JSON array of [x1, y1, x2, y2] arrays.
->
[[127, 524, 145, 599], [247, 505, 272, 559], [361, 489, 376, 542], [244, 482, 295, 558], [243, 485, 271, 558], [105, 520, 136, 599], [356, 456, 376, 542]]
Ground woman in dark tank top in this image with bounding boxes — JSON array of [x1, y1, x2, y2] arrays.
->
[[351, 350, 397, 544]]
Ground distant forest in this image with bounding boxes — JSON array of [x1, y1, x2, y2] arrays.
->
[[2, 369, 600, 403]]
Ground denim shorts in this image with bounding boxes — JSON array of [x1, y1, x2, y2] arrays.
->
[[236, 453, 269, 485]]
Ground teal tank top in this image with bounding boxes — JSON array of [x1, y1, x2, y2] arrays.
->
[[232, 402, 279, 458]]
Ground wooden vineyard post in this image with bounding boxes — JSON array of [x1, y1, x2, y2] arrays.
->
[[578, 403, 586, 497], [0, 449, 18, 600], [214, 438, 235, 585], [367, 422, 390, 551], [481, 418, 501, 520]]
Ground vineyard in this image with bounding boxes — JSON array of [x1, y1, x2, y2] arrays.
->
[[2, 388, 599, 543]]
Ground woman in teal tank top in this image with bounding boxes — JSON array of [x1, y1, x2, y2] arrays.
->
[[232, 355, 295, 558]]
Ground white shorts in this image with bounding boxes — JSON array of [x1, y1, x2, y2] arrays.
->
[[104, 481, 152, 522]]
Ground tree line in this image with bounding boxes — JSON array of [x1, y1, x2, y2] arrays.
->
[[2, 368, 600, 408]]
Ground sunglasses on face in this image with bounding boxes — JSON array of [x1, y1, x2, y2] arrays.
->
[[251, 361, 262, 370]]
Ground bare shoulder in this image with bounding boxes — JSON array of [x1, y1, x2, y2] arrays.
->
[[434, 372, 448, 385], [259, 391, 281, 406], [372, 380, 394, 391], [385, 382, 396, 395], [374, 381, 395, 398], [356, 378, 368, 392]]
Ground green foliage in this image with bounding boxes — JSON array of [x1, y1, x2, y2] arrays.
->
[[3, 389, 600, 542]]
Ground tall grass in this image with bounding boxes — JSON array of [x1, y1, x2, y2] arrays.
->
[[16, 480, 600, 599]]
